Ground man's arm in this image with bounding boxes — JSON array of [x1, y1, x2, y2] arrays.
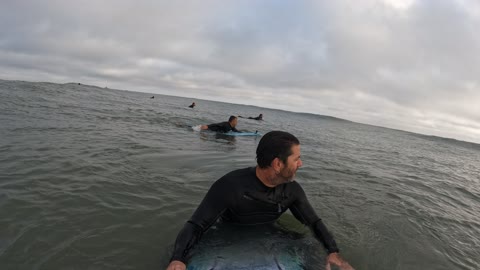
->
[[168, 178, 230, 266], [288, 184, 339, 253], [288, 183, 354, 269]]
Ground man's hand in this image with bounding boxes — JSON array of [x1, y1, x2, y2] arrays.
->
[[326, 252, 355, 270], [166, 260, 186, 270]]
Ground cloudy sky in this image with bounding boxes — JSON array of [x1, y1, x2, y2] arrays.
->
[[1, 0, 480, 143]]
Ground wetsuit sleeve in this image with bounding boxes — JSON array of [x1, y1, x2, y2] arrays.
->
[[288, 184, 339, 254], [170, 179, 230, 263], [231, 126, 239, 132]]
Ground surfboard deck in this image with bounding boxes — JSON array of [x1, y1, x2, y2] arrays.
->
[[185, 217, 311, 270], [187, 252, 304, 270], [222, 131, 261, 136]]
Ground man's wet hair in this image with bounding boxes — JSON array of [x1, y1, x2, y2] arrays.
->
[[228, 115, 237, 122], [256, 131, 300, 168]]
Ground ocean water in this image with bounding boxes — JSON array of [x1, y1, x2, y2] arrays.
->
[[0, 79, 479, 270]]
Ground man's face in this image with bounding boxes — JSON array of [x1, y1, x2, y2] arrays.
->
[[231, 118, 238, 127], [278, 144, 302, 183]]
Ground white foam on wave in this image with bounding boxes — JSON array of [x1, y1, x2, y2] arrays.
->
[[191, 125, 202, 132]]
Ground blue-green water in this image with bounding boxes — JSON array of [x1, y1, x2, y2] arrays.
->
[[0, 79, 479, 270]]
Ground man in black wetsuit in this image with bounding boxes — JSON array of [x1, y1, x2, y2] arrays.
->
[[166, 131, 354, 270], [239, 113, 263, 120], [200, 115, 239, 133], [248, 113, 263, 120]]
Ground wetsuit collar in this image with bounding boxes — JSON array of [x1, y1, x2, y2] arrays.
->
[[253, 166, 278, 189]]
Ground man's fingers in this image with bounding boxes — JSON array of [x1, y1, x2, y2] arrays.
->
[[166, 261, 186, 270]]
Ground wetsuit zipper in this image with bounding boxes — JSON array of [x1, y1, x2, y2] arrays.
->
[[243, 193, 284, 213]]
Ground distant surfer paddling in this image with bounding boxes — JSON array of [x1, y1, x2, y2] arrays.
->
[[239, 113, 263, 120], [188, 102, 196, 108], [200, 116, 240, 133], [166, 131, 355, 270]]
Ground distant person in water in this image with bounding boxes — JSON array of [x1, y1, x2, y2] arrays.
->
[[188, 102, 196, 108], [200, 116, 239, 133], [239, 113, 263, 120], [151, 96, 155, 99], [249, 114, 263, 120]]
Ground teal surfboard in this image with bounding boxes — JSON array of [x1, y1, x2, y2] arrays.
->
[[222, 131, 261, 136]]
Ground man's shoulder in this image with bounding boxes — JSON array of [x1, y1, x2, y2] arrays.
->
[[211, 168, 253, 193], [221, 167, 254, 180], [282, 180, 304, 193]]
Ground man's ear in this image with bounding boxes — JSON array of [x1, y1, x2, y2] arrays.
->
[[272, 157, 283, 173]]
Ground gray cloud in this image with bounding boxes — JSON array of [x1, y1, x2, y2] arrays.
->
[[1, 0, 479, 143]]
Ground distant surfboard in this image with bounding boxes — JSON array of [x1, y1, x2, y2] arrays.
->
[[222, 131, 261, 136]]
